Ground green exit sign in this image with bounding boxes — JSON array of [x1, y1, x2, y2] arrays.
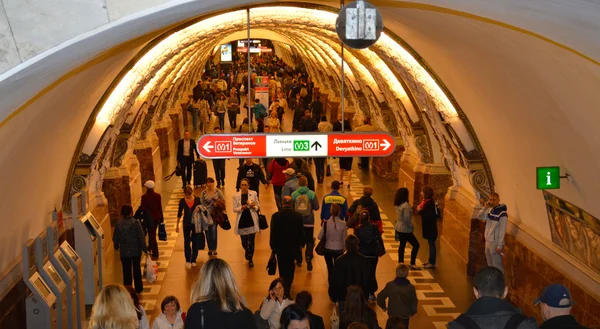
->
[[537, 167, 561, 189]]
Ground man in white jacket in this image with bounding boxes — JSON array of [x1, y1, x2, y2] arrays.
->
[[477, 193, 508, 274]]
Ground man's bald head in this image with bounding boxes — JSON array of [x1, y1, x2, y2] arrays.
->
[[282, 196, 293, 207]]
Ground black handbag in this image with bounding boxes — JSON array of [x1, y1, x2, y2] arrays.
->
[[158, 223, 167, 241], [315, 221, 327, 256], [197, 231, 206, 250], [267, 252, 277, 276], [374, 226, 386, 257], [219, 214, 231, 230], [258, 212, 268, 230], [254, 308, 269, 329]]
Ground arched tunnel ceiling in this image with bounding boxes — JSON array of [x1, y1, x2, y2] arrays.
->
[[218, 29, 294, 46], [0, 0, 600, 290]]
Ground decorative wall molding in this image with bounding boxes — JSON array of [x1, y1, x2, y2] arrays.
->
[[469, 169, 492, 199]]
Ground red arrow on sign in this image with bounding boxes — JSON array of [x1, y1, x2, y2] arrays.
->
[[197, 134, 267, 158], [327, 133, 395, 157]]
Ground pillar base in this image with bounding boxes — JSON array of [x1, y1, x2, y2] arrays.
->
[[372, 142, 405, 179]]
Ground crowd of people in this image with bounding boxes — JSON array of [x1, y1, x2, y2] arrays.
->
[[102, 51, 591, 329]]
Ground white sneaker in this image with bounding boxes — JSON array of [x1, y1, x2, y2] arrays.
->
[[185, 262, 191, 269], [191, 262, 197, 267]]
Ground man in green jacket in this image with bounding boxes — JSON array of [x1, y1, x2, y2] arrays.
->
[[291, 176, 320, 271]]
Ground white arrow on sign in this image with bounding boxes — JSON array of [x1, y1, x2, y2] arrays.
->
[[203, 141, 214, 153], [381, 139, 391, 151]]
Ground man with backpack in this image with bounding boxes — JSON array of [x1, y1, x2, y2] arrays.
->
[[291, 176, 320, 271], [448, 266, 539, 329], [252, 98, 268, 124], [348, 186, 382, 232]]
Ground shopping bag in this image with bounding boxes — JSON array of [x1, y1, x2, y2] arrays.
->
[[158, 223, 167, 241], [145, 255, 158, 284], [267, 252, 277, 276], [330, 305, 339, 329]]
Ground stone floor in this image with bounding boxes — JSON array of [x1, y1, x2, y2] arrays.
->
[[101, 108, 475, 329]]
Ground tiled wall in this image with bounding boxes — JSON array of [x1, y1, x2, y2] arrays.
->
[[503, 234, 600, 327], [442, 200, 600, 328]]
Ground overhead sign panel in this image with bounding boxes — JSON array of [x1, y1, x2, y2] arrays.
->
[[266, 134, 328, 158], [197, 132, 395, 159]]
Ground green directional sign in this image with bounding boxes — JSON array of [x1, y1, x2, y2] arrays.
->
[[293, 140, 310, 151], [537, 167, 560, 190]]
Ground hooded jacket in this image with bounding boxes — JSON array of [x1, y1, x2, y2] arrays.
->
[[291, 186, 320, 226], [376, 277, 418, 319], [477, 204, 508, 248], [447, 297, 539, 329], [281, 176, 299, 199], [268, 159, 290, 187]]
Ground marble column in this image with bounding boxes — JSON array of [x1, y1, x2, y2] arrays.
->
[[149, 131, 163, 192], [155, 116, 172, 159], [133, 139, 155, 185], [421, 163, 453, 213], [124, 154, 143, 210], [441, 187, 479, 270], [398, 151, 419, 205], [169, 111, 181, 141], [372, 141, 404, 179], [398, 154, 452, 213], [102, 167, 131, 226], [180, 102, 189, 128]]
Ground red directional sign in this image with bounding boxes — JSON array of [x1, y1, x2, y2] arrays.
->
[[197, 134, 266, 158], [197, 132, 395, 159], [327, 133, 394, 157]]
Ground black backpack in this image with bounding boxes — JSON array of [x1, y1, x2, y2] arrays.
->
[[454, 314, 527, 329]]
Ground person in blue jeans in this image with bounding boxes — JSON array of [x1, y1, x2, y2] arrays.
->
[[201, 177, 225, 257], [176, 185, 202, 269], [417, 186, 441, 269]]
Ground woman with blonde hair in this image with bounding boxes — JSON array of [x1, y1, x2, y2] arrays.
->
[[186, 258, 256, 329], [267, 110, 282, 132], [89, 284, 139, 329]]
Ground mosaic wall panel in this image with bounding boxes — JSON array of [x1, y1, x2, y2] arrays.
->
[[544, 191, 600, 274]]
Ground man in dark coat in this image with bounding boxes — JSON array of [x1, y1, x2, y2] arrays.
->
[[270, 196, 304, 296], [329, 234, 377, 313], [348, 186, 382, 230], [177, 130, 200, 189], [310, 98, 323, 121], [236, 158, 269, 198], [193, 80, 203, 101], [333, 113, 352, 132], [137, 180, 163, 258], [447, 266, 539, 329]]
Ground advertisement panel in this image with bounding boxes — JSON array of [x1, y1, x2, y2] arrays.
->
[[220, 44, 232, 62]]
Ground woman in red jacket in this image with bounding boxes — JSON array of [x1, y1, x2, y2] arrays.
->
[[268, 158, 290, 210]]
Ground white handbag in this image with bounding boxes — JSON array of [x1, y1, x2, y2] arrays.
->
[[330, 304, 339, 329]]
